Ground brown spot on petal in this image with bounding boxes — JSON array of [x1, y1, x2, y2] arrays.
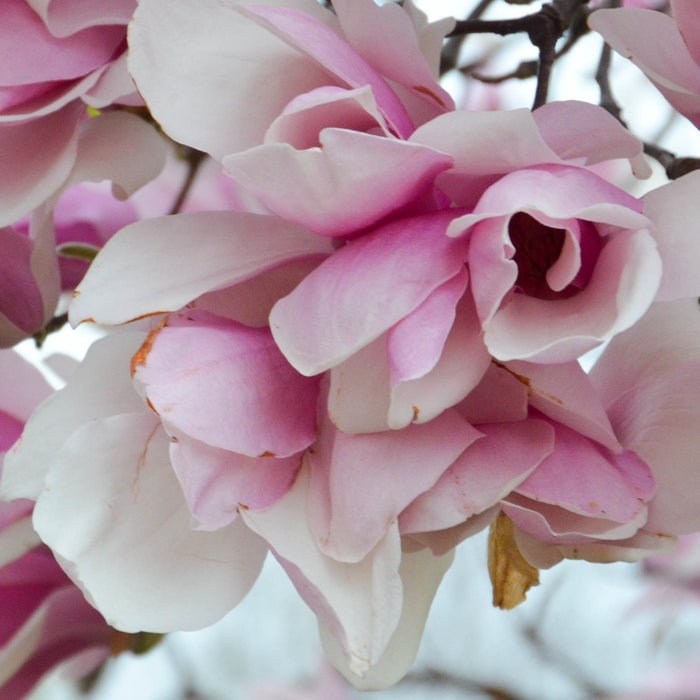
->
[[488, 512, 540, 610], [258, 451, 275, 458], [412, 405, 420, 422], [130, 317, 167, 377], [493, 360, 565, 406]]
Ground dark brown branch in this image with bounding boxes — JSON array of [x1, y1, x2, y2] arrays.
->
[[448, 0, 588, 109]]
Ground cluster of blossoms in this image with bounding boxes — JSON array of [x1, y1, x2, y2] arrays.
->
[[3, 0, 700, 695]]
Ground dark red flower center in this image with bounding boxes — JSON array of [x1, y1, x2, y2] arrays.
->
[[508, 212, 566, 299]]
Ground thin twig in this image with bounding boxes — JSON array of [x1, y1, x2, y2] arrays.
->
[[448, 0, 588, 109], [168, 148, 207, 215]]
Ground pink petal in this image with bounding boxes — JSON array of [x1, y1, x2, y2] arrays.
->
[[307, 406, 480, 562], [223, 129, 452, 237], [331, 0, 454, 114], [26, 0, 136, 35], [503, 493, 648, 545], [482, 227, 661, 363], [70, 211, 333, 325], [515, 417, 655, 523], [168, 432, 302, 530], [0, 228, 45, 338], [606, 360, 700, 535], [327, 333, 393, 434], [399, 419, 555, 533], [388, 293, 491, 429], [0, 102, 83, 227], [61, 110, 167, 200], [387, 269, 467, 385], [134, 311, 319, 457], [589, 8, 700, 128], [533, 100, 650, 178], [513, 524, 675, 568], [270, 210, 468, 375], [643, 171, 700, 301], [264, 85, 389, 148], [0, 584, 111, 699], [589, 298, 700, 412], [455, 362, 529, 425], [128, 0, 333, 158], [0, 349, 52, 424], [238, 4, 414, 138], [0, 0, 124, 85], [673, 0, 700, 66], [504, 360, 621, 451]]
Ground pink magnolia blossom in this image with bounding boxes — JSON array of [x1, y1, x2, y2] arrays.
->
[[0, 351, 114, 699], [590, 1, 700, 128], [8, 0, 700, 690], [0, 109, 166, 347], [0, 0, 143, 226]]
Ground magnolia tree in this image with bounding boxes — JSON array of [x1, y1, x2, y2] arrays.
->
[[3, 0, 700, 696]]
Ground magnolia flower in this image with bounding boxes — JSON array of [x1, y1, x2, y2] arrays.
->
[[0, 110, 166, 347], [0, 0, 142, 226], [590, 0, 700, 129], [0, 350, 112, 699]]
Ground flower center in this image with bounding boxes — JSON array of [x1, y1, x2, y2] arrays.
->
[[508, 212, 566, 299]]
